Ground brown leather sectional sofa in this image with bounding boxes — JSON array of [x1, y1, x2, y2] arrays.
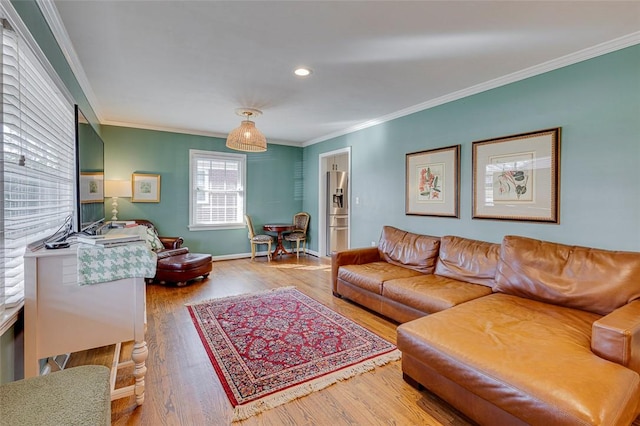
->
[[331, 226, 640, 425]]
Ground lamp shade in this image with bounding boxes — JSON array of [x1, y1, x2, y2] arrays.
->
[[226, 119, 267, 152], [105, 180, 132, 198], [226, 108, 267, 152]]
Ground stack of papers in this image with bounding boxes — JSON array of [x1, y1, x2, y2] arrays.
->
[[77, 234, 143, 247]]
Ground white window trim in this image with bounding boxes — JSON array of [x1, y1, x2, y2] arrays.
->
[[188, 149, 246, 231]]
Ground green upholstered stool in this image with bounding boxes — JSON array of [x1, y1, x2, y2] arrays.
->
[[0, 365, 110, 426]]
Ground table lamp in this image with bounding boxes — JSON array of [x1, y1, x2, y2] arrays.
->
[[104, 180, 132, 220]]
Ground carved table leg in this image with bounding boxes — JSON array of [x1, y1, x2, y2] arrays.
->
[[272, 231, 292, 257], [132, 340, 148, 406]]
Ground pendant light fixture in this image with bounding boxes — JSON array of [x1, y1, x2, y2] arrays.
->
[[226, 108, 267, 152]]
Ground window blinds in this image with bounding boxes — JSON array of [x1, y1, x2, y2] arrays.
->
[[0, 18, 75, 310], [190, 150, 245, 228]]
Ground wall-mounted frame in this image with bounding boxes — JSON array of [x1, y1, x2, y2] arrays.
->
[[472, 128, 561, 223], [406, 145, 460, 217], [79, 172, 104, 203], [132, 173, 161, 203]]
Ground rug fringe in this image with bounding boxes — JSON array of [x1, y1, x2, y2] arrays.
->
[[185, 286, 296, 306], [231, 349, 402, 422]]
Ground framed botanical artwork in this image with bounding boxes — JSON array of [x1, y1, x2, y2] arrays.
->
[[132, 173, 161, 203], [79, 172, 104, 203], [406, 145, 460, 217], [472, 127, 561, 223]]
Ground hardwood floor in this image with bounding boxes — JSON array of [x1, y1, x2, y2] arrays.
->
[[66, 255, 640, 426], [67, 255, 471, 425]]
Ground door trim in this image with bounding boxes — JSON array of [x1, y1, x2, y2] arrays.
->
[[318, 147, 351, 258]]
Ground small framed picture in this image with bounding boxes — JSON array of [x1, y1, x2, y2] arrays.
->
[[132, 173, 161, 203], [406, 145, 460, 217], [472, 128, 561, 223], [79, 172, 104, 203]]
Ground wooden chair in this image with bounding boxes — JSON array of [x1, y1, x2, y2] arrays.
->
[[285, 212, 310, 258], [244, 215, 273, 261]]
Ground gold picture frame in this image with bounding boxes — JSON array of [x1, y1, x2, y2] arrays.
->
[[472, 128, 561, 223], [132, 173, 161, 203], [79, 172, 104, 203], [406, 145, 460, 217]]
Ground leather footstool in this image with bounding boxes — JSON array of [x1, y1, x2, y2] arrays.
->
[[153, 252, 213, 286]]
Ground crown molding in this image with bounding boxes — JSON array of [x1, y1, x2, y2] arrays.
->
[[102, 119, 302, 147], [37, 0, 102, 120], [303, 31, 640, 147], [34, 1, 639, 148]]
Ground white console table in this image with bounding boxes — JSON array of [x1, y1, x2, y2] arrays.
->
[[23, 245, 148, 405]]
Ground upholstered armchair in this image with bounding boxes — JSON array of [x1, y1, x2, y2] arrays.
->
[[0, 365, 111, 425], [132, 219, 212, 286], [133, 219, 184, 250]]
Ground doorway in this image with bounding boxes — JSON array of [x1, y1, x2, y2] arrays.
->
[[318, 147, 351, 258]]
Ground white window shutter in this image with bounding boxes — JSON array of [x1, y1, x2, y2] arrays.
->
[[0, 18, 75, 310]]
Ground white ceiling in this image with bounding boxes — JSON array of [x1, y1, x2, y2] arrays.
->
[[47, 1, 640, 146]]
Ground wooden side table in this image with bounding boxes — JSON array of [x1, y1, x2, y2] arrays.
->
[[263, 224, 294, 257]]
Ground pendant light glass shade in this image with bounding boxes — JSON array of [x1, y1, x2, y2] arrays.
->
[[226, 109, 267, 152]]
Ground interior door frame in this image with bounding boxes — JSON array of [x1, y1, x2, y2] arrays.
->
[[318, 147, 351, 257]]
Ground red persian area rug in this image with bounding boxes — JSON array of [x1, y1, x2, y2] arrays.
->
[[187, 287, 401, 421]]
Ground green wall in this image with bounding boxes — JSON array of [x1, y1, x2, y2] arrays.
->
[[102, 126, 303, 256], [304, 45, 640, 252]]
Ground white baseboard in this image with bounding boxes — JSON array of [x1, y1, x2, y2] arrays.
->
[[211, 252, 258, 261], [211, 249, 323, 261]]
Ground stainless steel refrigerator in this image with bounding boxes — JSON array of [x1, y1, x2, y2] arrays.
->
[[327, 171, 349, 255]]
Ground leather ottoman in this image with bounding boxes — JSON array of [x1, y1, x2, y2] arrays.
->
[[153, 252, 213, 286]]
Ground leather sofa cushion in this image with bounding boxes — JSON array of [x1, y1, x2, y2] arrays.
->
[[338, 262, 424, 295], [157, 253, 212, 271], [495, 235, 640, 315], [383, 274, 492, 314], [378, 226, 440, 274], [434, 235, 500, 288], [397, 293, 640, 425]]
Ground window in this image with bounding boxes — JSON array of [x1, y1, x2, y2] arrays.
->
[[0, 16, 75, 312], [189, 149, 246, 230]]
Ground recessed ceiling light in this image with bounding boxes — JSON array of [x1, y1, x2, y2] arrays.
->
[[294, 67, 312, 77]]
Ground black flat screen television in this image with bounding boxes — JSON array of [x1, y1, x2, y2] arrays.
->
[[75, 105, 105, 233]]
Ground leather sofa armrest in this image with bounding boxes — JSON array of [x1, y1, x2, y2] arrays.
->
[[592, 299, 640, 375], [157, 247, 189, 260], [331, 247, 380, 293], [159, 236, 184, 250]]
